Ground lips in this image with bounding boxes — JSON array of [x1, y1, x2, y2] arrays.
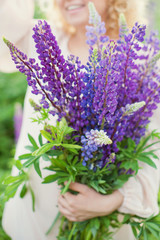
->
[[65, 3, 85, 11]]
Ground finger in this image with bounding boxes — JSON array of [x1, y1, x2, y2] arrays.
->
[[62, 192, 77, 207], [58, 201, 77, 222], [58, 203, 70, 215], [66, 182, 89, 194], [58, 195, 73, 214]]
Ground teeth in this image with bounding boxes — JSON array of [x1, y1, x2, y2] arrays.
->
[[67, 5, 83, 10]]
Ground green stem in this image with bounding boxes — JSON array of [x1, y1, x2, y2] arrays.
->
[[68, 222, 77, 240], [45, 211, 60, 235], [58, 216, 65, 237], [86, 230, 92, 240]]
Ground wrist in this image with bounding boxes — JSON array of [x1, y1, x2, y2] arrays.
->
[[99, 190, 124, 216]]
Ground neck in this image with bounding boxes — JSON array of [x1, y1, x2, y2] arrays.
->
[[68, 26, 89, 64]]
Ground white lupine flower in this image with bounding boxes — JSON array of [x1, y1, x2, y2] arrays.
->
[[86, 129, 112, 147], [124, 101, 145, 116], [88, 2, 101, 25]]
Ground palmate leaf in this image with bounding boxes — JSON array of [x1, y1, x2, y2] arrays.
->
[[3, 172, 28, 201], [136, 130, 160, 153], [127, 213, 160, 240], [137, 153, 157, 168], [58, 117, 75, 138]]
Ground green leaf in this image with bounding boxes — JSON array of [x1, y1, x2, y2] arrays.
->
[[23, 156, 39, 168], [137, 154, 157, 168], [43, 174, 59, 183], [38, 133, 43, 146], [143, 229, 148, 240], [40, 130, 54, 142], [122, 214, 131, 224], [47, 150, 63, 156], [131, 226, 138, 238], [19, 153, 32, 160], [51, 158, 68, 170], [32, 143, 58, 156], [141, 151, 159, 159], [42, 154, 51, 161], [34, 160, 42, 178], [25, 145, 36, 152], [146, 222, 160, 231], [28, 134, 38, 149], [67, 148, 79, 154], [136, 134, 152, 153], [3, 175, 23, 185], [5, 180, 24, 199], [50, 125, 57, 139], [127, 138, 136, 151], [142, 141, 160, 151], [20, 183, 27, 198], [146, 225, 160, 239], [57, 118, 68, 141], [102, 216, 110, 228], [61, 144, 82, 149], [120, 160, 138, 171], [14, 160, 23, 170]]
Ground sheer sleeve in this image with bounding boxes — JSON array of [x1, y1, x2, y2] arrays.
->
[[0, 0, 34, 72], [118, 106, 160, 218]]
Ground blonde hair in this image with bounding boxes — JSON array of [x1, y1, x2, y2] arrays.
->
[[38, 0, 148, 38], [106, 0, 148, 38]]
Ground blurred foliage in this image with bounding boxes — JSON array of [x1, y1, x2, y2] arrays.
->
[[0, 1, 45, 239], [34, 0, 47, 19], [0, 72, 27, 168], [0, 72, 27, 239]]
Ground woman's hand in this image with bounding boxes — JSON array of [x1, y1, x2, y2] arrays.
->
[[58, 182, 124, 222]]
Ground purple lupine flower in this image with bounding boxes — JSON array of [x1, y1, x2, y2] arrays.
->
[[81, 129, 112, 166], [4, 3, 160, 175]]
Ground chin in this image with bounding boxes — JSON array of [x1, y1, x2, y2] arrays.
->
[[65, 12, 89, 28]]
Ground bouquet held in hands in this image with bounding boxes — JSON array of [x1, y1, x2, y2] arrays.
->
[[3, 3, 160, 240]]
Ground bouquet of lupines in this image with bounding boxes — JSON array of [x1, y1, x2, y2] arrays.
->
[[2, 2, 160, 239]]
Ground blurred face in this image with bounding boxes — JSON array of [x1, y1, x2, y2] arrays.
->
[[55, 0, 108, 27]]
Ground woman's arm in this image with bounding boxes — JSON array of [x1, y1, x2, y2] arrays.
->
[[58, 182, 124, 222], [0, 0, 34, 72]]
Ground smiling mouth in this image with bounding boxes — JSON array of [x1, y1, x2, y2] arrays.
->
[[66, 4, 85, 11]]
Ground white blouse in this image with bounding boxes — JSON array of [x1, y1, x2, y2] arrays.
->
[[0, 1, 160, 240]]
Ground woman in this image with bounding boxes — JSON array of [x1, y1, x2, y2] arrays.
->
[[0, 0, 159, 240]]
